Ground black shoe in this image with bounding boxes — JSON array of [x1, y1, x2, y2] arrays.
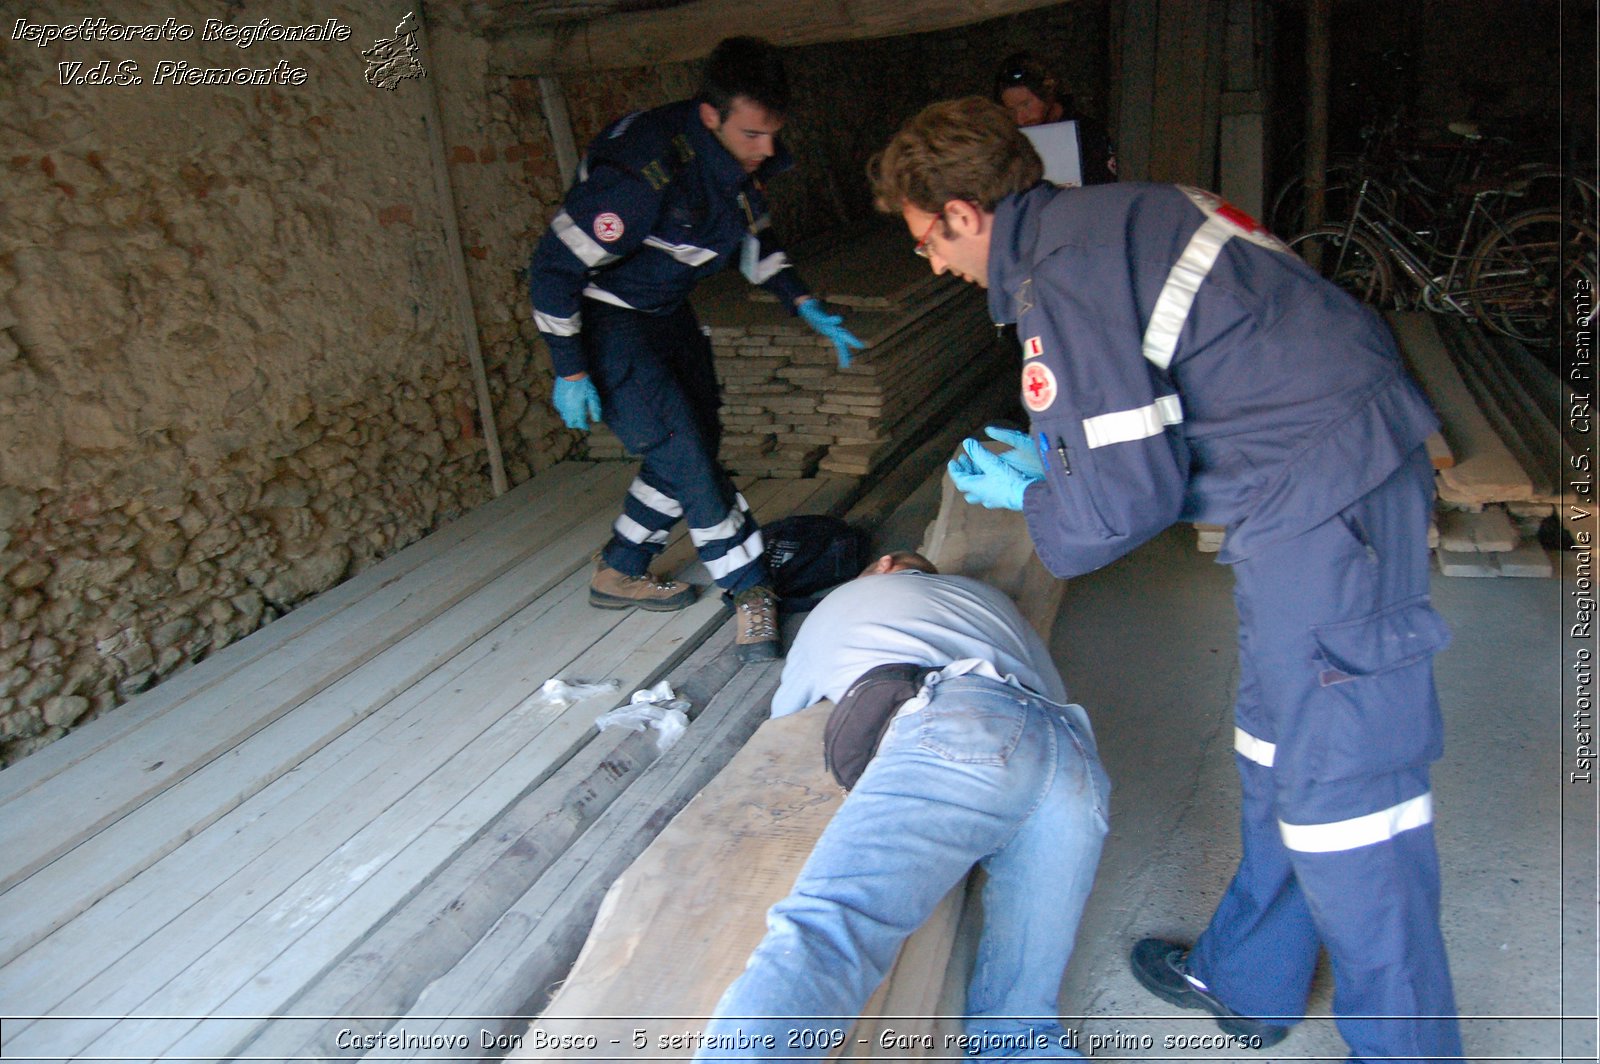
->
[[1129, 938, 1291, 1048]]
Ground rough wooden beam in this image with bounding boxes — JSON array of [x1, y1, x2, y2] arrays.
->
[[1387, 311, 1534, 504], [488, 0, 1070, 75]]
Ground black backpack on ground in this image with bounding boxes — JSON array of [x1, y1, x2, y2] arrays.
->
[[760, 514, 873, 613]]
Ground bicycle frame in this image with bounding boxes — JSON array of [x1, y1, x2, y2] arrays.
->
[[1323, 178, 1529, 316]]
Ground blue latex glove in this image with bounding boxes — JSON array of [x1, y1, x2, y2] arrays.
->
[[984, 425, 1045, 477], [552, 376, 602, 431], [947, 437, 1042, 511], [797, 299, 866, 368]]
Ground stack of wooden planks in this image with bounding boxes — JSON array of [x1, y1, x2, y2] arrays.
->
[[1387, 312, 1567, 578], [585, 225, 1002, 482], [0, 462, 862, 1062]]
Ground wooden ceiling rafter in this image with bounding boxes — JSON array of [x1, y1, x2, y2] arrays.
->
[[478, 0, 1072, 75]]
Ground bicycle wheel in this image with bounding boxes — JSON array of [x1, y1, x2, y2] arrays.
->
[[1466, 209, 1597, 346], [1268, 165, 1383, 236], [1288, 225, 1395, 307]]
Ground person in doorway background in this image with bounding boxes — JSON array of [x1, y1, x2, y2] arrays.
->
[[992, 51, 1117, 185], [527, 36, 864, 663]]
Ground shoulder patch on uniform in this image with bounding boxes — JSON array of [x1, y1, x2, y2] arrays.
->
[[1024, 335, 1045, 359], [1178, 185, 1290, 253], [1021, 361, 1058, 412], [1015, 277, 1035, 317], [593, 212, 624, 242]]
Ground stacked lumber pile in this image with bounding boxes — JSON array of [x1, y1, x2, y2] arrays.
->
[[585, 225, 1000, 480], [520, 460, 1067, 1061], [1388, 312, 1571, 578]]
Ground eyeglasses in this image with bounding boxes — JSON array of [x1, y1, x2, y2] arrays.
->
[[1002, 66, 1028, 83], [913, 212, 943, 259]]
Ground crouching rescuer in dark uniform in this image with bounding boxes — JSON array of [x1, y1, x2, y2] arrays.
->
[[527, 37, 863, 662], [870, 97, 1462, 1062]]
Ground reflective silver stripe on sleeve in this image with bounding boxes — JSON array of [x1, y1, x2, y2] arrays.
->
[[1278, 792, 1434, 853], [582, 285, 636, 309], [1233, 726, 1276, 767], [703, 529, 764, 579], [643, 236, 719, 267], [552, 209, 620, 268], [613, 513, 670, 546], [748, 251, 790, 284], [628, 478, 684, 519], [533, 309, 582, 337], [1141, 215, 1233, 371], [1081, 392, 1185, 449]]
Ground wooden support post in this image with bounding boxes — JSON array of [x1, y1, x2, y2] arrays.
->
[[536, 75, 579, 189], [1115, 0, 1160, 182], [1303, 0, 1332, 231], [416, 6, 510, 497]]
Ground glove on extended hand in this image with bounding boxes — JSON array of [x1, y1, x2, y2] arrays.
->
[[947, 437, 1042, 511], [983, 425, 1045, 477], [553, 376, 602, 432], [798, 299, 866, 368]]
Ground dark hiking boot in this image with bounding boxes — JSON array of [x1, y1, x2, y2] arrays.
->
[[589, 556, 696, 612], [1129, 938, 1291, 1047], [733, 585, 780, 662]]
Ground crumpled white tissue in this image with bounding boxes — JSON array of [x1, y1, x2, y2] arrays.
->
[[530, 677, 621, 709], [594, 680, 691, 751]]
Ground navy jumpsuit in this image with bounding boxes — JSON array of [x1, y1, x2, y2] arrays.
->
[[528, 100, 812, 594], [988, 182, 1462, 1061]]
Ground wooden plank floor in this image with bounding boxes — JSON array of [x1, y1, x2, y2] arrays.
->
[[0, 461, 858, 1063]]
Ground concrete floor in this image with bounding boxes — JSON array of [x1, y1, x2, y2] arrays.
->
[[872, 477, 1592, 1062]]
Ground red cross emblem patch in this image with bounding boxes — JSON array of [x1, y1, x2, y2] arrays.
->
[[1021, 362, 1057, 412], [1179, 186, 1290, 253], [593, 212, 624, 242]]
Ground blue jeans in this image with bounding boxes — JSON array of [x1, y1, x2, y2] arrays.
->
[[697, 674, 1111, 1062]]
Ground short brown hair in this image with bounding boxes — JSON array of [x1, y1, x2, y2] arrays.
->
[[869, 97, 1044, 215]]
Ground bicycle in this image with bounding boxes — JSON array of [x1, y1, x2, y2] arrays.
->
[[1288, 175, 1597, 347], [1271, 114, 1595, 244]]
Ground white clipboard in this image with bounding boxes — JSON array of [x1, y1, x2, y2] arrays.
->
[[1020, 120, 1084, 188]]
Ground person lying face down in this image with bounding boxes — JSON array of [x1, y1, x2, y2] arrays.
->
[[696, 553, 1110, 1062], [767, 550, 1068, 717]]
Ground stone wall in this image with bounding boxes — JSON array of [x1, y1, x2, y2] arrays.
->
[[0, 1, 1110, 764], [0, 0, 575, 763]]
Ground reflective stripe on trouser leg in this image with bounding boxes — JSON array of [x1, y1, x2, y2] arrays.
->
[[689, 492, 765, 592], [603, 474, 684, 576], [1188, 754, 1319, 1022], [1190, 634, 1318, 1021], [1283, 770, 1460, 1062]]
